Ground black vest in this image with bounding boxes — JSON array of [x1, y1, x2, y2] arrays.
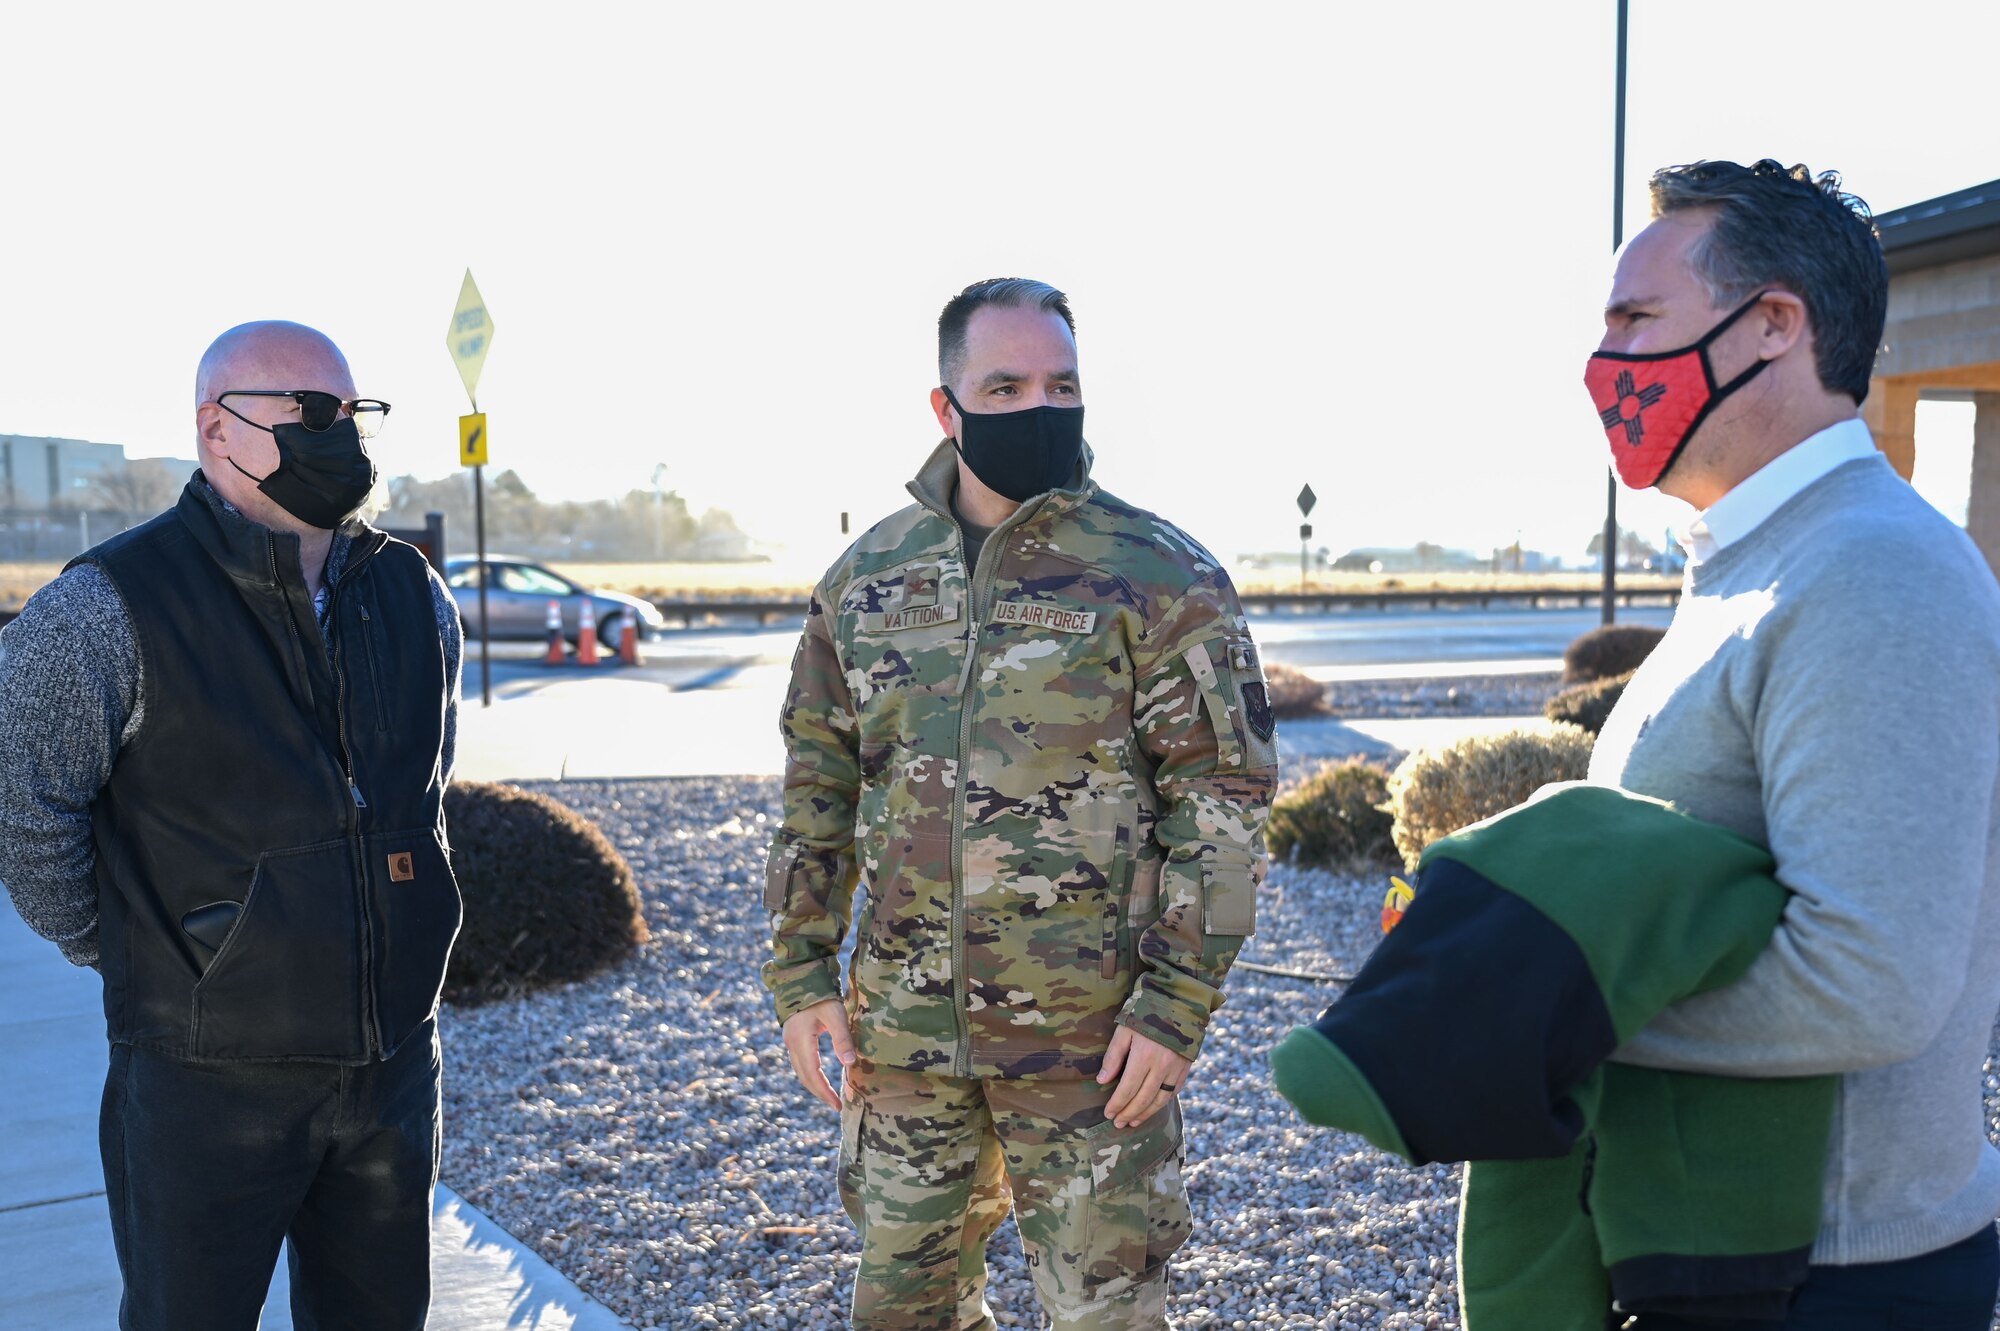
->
[[79, 481, 458, 1062]]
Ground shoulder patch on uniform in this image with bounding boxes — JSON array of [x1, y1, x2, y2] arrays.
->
[[1242, 681, 1275, 742]]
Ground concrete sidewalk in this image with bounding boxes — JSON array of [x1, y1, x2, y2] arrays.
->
[[449, 667, 1545, 784], [455, 670, 789, 781], [0, 907, 631, 1330]]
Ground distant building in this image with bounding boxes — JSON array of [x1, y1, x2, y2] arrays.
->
[[692, 529, 765, 561], [1332, 545, 1485, 574], [0, 435, 125, 509]]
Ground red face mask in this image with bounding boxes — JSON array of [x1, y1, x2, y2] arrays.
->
[[1585, 290, 1772, 489]]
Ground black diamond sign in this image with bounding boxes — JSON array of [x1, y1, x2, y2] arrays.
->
[[1297, 484, 1317, 517]]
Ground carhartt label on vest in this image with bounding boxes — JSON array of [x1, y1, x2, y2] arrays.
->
[[863, 603, 962, 633], [388, 852, 415, 882], [991, 601, 1098, 634]]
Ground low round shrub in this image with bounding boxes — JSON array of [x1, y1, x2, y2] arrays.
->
[[1562, 624, 1666, 685], [1545, 670, 1636, 735], [1385, 724, 1596, 871], [441, 781, 651, 1004], [1267, 758, 1396, 869], [1264, 662, 1328, 719]]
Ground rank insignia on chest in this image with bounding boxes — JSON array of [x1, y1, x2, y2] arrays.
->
[[896, 564, 940, 610], [989, 600, 1098, 634]]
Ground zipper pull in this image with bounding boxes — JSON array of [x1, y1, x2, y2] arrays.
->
[[358, 604, 371, 622], [350, 782, 368, 808]]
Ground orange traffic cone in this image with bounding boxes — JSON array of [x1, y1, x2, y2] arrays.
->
[[618, 603, 642, 666], [543, 599, 566, 665], [576, 594, 601, 666]]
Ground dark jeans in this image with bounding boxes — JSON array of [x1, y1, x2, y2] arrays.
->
[[99, 1023, 441, 1331], [1627, 1223, 2000, 1330]]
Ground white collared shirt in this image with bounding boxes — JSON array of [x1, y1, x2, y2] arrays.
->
[[1679, 417, 1881, 563]]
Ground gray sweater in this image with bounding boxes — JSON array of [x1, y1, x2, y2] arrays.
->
[[0, 483, 463, 969], [1592, 453, 2000, 1265]]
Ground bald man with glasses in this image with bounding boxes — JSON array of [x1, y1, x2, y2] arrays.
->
[[0, 321, 465, 1330]]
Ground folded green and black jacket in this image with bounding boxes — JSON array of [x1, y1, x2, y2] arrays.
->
[[1269, 783, 1836, 1329]]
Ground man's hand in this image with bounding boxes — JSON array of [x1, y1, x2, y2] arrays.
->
[[1097, 1025, 1193, 1128], [782, 999, 856, 1111]]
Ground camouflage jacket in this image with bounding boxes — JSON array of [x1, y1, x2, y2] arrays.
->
[[762, 440, 1276, 1079]]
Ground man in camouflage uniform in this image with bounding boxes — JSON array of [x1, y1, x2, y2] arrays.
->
[[763, 278, 1276, 1330]]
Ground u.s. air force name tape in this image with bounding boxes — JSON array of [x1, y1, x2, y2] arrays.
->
[[989, 601, 1097, 634], [860, 600, 1099, 634], [863, 604, 963, 632]]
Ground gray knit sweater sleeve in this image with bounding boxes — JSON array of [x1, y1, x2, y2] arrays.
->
[[0, 564, 140, 968]]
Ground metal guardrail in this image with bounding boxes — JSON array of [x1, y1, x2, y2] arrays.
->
[[0, 589, 1680, 636], [1241, 587, 1681, 613], [644, 586, 1680, 628], [650, 599, 810, 628]]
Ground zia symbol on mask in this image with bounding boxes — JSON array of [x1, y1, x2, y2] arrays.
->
[[1598, 370, 1669, 447]]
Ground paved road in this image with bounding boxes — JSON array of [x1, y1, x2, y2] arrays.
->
[[1245, 604, 1672, 668], [464, 604, 1675, 698]]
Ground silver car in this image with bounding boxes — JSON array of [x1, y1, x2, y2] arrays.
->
[[443, 556, 667, 648]]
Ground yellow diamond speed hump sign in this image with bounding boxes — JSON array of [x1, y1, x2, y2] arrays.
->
[[447, 270, 494, 406]]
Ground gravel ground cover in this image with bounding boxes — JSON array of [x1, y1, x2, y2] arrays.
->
[[437, 718, 2000, 1330], [1318, 672, 1560, 720], [440, 775, 1456, 1329]]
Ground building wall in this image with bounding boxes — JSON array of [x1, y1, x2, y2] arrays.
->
[[0, 436, 126, 509], [1877, 252, 2000, 380]]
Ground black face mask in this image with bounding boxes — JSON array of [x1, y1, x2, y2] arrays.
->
[[228, 416, 377, 530], [941, 384, 1085, 503]]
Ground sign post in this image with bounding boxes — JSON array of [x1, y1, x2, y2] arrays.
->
[[447, 270, 497, 707], [1601, 0, 1628, 627], [1296, 483, 1318, 593]]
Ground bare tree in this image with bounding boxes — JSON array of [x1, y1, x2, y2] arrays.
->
[[92, 458, 187, 525]]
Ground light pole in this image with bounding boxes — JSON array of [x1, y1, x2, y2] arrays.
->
[[652, 462, 668, 560], [1297, 484, 1318, 594], [1601, 0, 1629, 626]]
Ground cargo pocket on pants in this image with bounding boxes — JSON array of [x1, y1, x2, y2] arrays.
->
[[1074, 1102, 1193, 1299], [836, 1095, 866, 1229]]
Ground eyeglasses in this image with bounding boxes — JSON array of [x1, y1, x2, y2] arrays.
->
[[215, 390, 392, 439]]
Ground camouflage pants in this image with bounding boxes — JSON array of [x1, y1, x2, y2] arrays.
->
[[837, 1060, 1192, 1331]]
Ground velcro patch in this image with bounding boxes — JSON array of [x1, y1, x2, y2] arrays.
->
[[862, 603, 961, 633], [1242, 681, 1275, 742], [1228, 641, 1260, 673], [898, 564, 940, 609], [990, 600, 1097, 634]]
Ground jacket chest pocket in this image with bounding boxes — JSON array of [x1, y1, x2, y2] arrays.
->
[[971, 587, 1124, 732], [354, 602, 389, 732], [848, 604, 967, 694]]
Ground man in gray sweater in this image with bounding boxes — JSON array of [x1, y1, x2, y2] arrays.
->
[[0, 321, 464, 1330], [1584, 161, 2000, 1327]]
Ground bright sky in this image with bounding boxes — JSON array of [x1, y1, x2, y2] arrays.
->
[[3, 0, 1994, 575]]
